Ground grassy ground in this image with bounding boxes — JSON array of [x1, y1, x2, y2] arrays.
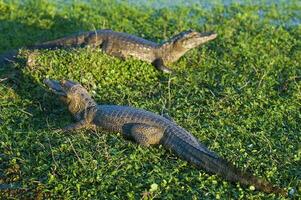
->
[[0, 0, 300, 199]]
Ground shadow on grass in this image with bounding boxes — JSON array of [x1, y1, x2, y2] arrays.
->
[[0, 15, 90, 198], [0, 12, 87, 126]]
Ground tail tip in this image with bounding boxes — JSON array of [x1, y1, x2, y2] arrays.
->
[[264, 185, 287, 196]]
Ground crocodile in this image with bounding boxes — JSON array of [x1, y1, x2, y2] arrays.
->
[[0, 29, 217, 73], [44, 78, 286, 195]]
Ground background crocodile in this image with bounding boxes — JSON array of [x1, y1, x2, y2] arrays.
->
[[44, 78, 286, 196], [0, 29, 217, 73]]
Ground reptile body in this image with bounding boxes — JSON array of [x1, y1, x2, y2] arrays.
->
[[0, 29, 217, 73], [44, 79, 286, 196]]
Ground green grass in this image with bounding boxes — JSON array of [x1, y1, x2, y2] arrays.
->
[[0, 0, 300, 199]]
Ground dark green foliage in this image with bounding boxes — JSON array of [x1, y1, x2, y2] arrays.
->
[[0, 0, 300, 199]]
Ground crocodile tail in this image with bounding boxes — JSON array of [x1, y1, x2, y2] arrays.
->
[[245, 172, 287, 195], [0, 50, 18, 65], [164, 132, 286, 195], [29, 31, 93, 49], [212, 157, 287, 196]]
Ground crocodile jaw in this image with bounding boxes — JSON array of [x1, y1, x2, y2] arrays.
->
[[44, 79, 67, 96], [181, 31, 217, 49], [44, 78, 79, 97], [44, 79, 96, 116]]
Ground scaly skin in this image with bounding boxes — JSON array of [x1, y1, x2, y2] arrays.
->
[[44, 79, 286, 196], [0, 29, 217, 73]]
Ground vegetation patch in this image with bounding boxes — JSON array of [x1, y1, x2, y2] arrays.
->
[[0, 0, 300, 199]]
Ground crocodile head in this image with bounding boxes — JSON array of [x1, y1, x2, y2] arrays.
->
[[173, 29, 217, 49], [44, 79, 96, 118], [160, 30, 217, 63]]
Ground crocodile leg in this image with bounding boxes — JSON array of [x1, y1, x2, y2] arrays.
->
[[101, 40, 126, 60], [152, 58, 174, 74], [122, 123, 164, 147], [83, 32, 104, 48], [62, 119, 90, 132], [108, 51, 126, 60]]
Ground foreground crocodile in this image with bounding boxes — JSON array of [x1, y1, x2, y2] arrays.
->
[[44, 78, 286, 195], [0, 29, 217, 73]]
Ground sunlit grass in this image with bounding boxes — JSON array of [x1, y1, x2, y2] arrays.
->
[[0, 0, 300, 199]]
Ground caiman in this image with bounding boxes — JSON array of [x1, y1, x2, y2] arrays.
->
[[0, 29, 217, 73], [44, 78, 286, 196]]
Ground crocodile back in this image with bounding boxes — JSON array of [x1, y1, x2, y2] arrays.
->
[[93, 105, 171, 132], [94, 104, 217, 159], [97, 30, 159, 62], [97, 30, 159, 48]]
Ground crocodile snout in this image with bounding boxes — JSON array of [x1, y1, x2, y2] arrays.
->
[[44, 79, 67, 96]]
